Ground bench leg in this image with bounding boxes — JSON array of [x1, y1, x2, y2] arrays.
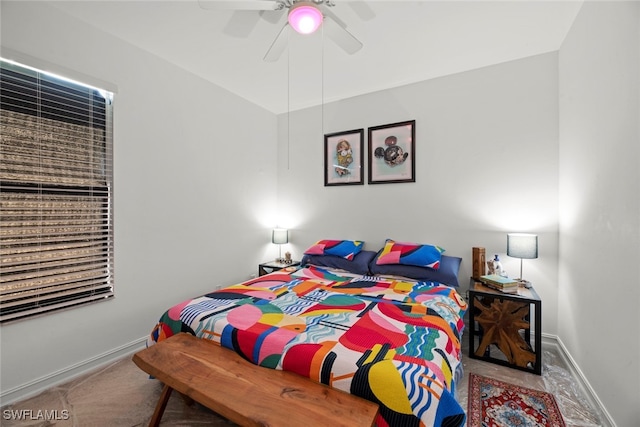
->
[[149, 383, 173, 427]]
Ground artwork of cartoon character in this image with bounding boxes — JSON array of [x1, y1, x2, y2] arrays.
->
[[335, 139, 353, 176], [374, 135, 409, 167]]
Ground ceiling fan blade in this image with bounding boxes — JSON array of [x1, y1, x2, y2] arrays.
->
[[264, 24, 290, 62], [348, 1, 376, 21], [323, 16, 363, 55], [223, 11, 261, 38], [320, 6, 347, 30], [259, 8, 286, 25], [198, 0, 282, 11]]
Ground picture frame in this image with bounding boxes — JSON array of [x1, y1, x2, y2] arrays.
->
[[368, 120, 415, 184], [324, 128, 364, 186]]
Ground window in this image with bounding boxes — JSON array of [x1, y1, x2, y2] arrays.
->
[[0, 59, 114, 323]]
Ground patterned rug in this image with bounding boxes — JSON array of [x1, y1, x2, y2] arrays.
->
[[467, 373, 566, 427]]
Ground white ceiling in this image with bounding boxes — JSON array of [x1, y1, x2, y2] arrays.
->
[[50, 1, 583, 114]]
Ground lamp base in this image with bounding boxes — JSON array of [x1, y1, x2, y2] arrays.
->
[[516, 278, 532, 289]]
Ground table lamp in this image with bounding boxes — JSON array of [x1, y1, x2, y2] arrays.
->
[[272, 228, 288, 263], [507, 233, 538, 286]]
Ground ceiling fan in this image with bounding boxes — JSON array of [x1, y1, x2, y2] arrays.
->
[[198, 0, 369, 62]]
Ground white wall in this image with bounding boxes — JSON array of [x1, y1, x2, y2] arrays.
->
[[6, 3, 637, 426], [0, 1, 279, 402], [277, 53, 560, 332], [558, 2, 640, 426]]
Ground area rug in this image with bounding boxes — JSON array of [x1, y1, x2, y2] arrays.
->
[[467, 373, 566, 427]]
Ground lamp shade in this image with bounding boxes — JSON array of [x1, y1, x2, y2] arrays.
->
[[507, 233, 538, 259], [288, 2, 323, 34], [272, 228, 289, 245]]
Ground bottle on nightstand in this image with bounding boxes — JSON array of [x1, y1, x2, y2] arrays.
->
[[492, 254, 506, 277]]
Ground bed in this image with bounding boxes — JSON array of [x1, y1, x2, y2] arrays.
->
[[147, 240, 468, 427]]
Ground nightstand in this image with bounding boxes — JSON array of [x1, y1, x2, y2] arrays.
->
[[467, 278, 542, 375], [258, 260, 300, 276]]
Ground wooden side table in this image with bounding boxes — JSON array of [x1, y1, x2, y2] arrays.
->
[[258, 260, 300, 276], [468, 278, 542, 375]]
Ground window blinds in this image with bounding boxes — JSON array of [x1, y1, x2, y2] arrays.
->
[[0, 59, 114, 323]]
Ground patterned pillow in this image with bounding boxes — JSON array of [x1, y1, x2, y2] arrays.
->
[[304, 240, 364, 260], [375, 239, 445, 269]]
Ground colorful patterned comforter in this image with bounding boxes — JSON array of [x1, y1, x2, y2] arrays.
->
[[148, 265, 468, 427]]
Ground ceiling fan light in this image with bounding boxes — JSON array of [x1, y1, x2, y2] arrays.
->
[[288, 2, 323, 35]]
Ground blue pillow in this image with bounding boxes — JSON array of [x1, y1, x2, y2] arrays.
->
[[369, 254, 462, 287], [301, 250, 377, 275]]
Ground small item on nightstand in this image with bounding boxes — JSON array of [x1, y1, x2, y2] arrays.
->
[[520, 280, 532, 289], [487, 255, 505, 276], [492, 254, 506, 277], [486, 259, 495, 275], [284, 251, 292, 264], [479, 274, 519, 293], [472, 247, 486, 279]]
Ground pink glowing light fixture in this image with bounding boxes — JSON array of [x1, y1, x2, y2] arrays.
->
[[288, 2, 323, 34]]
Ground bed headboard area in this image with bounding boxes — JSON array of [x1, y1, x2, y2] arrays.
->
[[300, 238, 463, 287]]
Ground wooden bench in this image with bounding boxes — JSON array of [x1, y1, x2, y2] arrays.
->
[[132, 333, 379, 427]]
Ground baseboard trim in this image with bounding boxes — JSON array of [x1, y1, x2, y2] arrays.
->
[[541, 333, 617, 427], [0, 336, 147, 407]]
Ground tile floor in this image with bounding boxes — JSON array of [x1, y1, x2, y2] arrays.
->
[[1, 338, 609, 426]]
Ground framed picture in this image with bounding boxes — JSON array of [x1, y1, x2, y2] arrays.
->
[[324, 128, 364, 186], [368, 120, 415, 184]]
